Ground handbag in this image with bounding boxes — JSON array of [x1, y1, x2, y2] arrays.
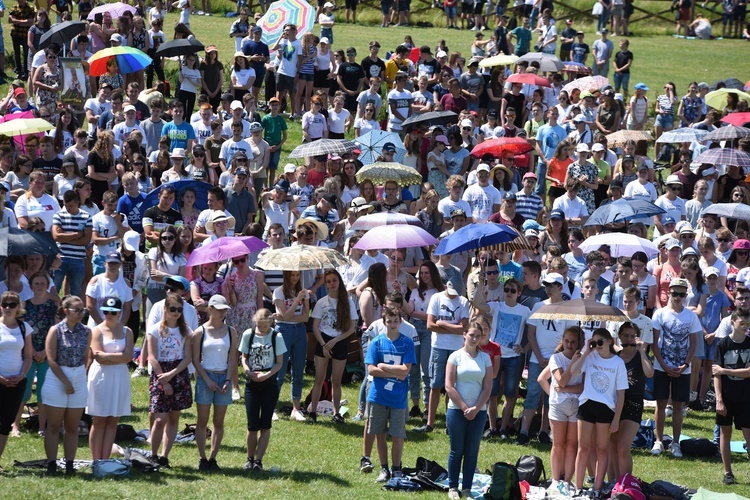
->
[[592, 2, 604, 15]]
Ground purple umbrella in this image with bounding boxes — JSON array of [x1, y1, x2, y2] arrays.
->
[[187, 236, 268, 266], [353, 224, 438, 250], [350, 212, 424, 231]]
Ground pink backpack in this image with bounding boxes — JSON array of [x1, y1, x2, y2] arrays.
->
[[612, 473, 646, 500]]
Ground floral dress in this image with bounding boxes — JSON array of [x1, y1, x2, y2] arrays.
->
[[24, 298, 58, 352], [99, 72, 125, 91], [131, 30, 147, 51], [680, 96, 703, 127], [36, 65, 60, 116], [567, 160, 599, 215], [226, 268, 261, 334]]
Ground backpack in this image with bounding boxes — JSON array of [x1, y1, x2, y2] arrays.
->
[[515, 455, 546, 486], [244, 327, 277, 381], [679, 438, 719, 457], [92, 459, 131, 479], [115, 424, 138, 442], [485, 462, 522, 500], [612, 473, 646, 500]]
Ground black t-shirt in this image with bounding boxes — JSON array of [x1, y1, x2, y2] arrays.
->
[[715, 334, 750, 402], [87, 150, 112, 206], [361, 57, 386, 79], [33, 156, 63, 188], [494, 26, 511, 55], [142, 205, 183, 232], [503, 92, 526, 127], [519, 286, 548, 311], [122, 251, 137, 286], [614, 50, 633, 74], [417, 58, 440, 88], [560, 27, 578, 51], [337, 62, 365, 92], [621, 351, 647, 398], [132, 100, 150, 123]]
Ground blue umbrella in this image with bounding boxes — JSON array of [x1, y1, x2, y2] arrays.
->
[[434, 223, 519, 255], [354, 130, 406, 165], [129, 180, 211, 230], [583, 199, 666, 227]]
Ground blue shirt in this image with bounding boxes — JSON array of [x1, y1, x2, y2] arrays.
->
[[365, 332, 416, 409], [242, 39, 270, 74], [117, 192, 146, 233], [162, 120, 196, 151], [702, 290, 730, 333], [535, 124, 566, 163], [499, 261, 523, 283]]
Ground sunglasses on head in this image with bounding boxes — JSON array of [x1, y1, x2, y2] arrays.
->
[[233, 257, 247, 264], [670, 291, 687, 298], [168, 306, 184, 313], [1, 302, 18, 308]]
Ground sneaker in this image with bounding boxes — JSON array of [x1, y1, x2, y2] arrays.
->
[[360, 456, 374, 473], [723, 472, 736, 485], [352, 411, 364, 422], [332, 413, 345, 424], [515, 433, 530, 445], [131, 366, 146, 378], [208, 458, 221, 472], [272, 411, 279, 421], [376, 466, 390, 482], [157, 456, 171, 469], [557, 481, 571, 496], [409, 406, 423, 419], [242, 458, 255, 470], [290, 409, 306, 422], [682, 406, 688, 417], [448, 488, 461, 500], [498, 429, 509, 440], [306, 411, 318, 424], [538, 430, 552, 445], [253, 460, 264, 472], [665, 405, 673, 418], [392, 469, 403, 479], [483, 428, 495, 440], [669, 441, 683, 458], [461, 489, 473, 498], [198, 458, 210, 471], [651, 440, 664, 456], [413, 424, 433, 433], [232, 387, 241, 401]]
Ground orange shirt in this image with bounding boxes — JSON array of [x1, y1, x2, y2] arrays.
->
[[548, 157, 573, 188]]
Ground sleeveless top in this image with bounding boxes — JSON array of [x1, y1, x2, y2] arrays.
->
[[315, 50, 331, 71], [55, 320, 89, 367], [200, 325, 230, 372], [101, 335, 126, 355], [362, 287, 382, 327], [131, 30, 147, 50]]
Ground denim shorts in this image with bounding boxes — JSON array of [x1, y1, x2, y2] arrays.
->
[[299, 72, 315, 82], [523, 361, 549, 410], [654, 114, 674, 129], [494, 355, 523, 398], [429, 347, 452, 389], [698, 336, 717, 361], [195, 370, 233, 406]]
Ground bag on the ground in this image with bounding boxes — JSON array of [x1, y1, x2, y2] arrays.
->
[[679, 438, 718, 457], [612, 473, 646, 500], [515, 455, 546, 486], [122, 448, 158, 473], [403, 456, 449, 491], [642, 480, 692, 500], [485, 461, 522, 500], [115, 424, 138, 442], [92, 459, 131, 479], [383, 476, 423, 491], [632, 419, 655, 449]]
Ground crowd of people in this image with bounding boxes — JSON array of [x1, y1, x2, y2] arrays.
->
[[0, 0, 749, 497]]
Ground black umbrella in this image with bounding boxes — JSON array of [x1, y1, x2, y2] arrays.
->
[[401, 110, 458, 129], [155, 38, 205, 58], [39, 21, 87, 51], [0, 227, 59, 257], [710, 78, 745, 91]]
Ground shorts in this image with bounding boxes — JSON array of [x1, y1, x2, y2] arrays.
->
[[523, 361, 549, 410], [429, 347, 452, 389], [318, 0, 327, 5], [620, 396, 644, 423], [42, 365, 88, 408], [653, 370, 690, 403], [381, 0, 393, 15], [495, 355, 523, 398], [299, 72, 315, 82], [624, 2, 634, 17], [612, 4, 623, 16], [548, 185, 566, 199], [253, 67, 266, 89], [366, 402, 408, 438], [654, 114, 674, 129], [245, 379, 280, 431], [329, 132, 345, 139], [346, 0, 358, 10], [577, 399, 615, 424], [397, 0, 410, 11], [461, 1, 473, 14], [314, 69, 331, 88], [276, 73, 296, 93], [315, 333, 349, 360], [474, 1, 485, 14], [344, 95, 358, 114], [195, 370, 233, 406], [549, 397, 580, 422], [716, 398, 750, 429], [723, 12, 734, 25], [445, 5, 457, 17], [679, 7, 690, 20], [495, 4, 504, 16]]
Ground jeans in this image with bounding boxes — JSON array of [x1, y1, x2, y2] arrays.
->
[[530, 7, 540, 30], [597, 9, 610, 32], [409, 319, 431, 406], [534, 159, 547, 196], [276, 322, 308, 401], [53, 257, 86, 298], [447, 408, 487, 490], [178, 89, 197, 118], [268, 148, 282, 177], [523, 361, 548, 410], [592, 61, 610, 78], [613, 71, 630, 93]]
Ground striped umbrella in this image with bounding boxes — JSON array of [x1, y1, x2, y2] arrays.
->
[[88, 46, 152, 76], [655, 127, 708, 144], [704, 125, 750, 142], [258, 0, 316, 46]]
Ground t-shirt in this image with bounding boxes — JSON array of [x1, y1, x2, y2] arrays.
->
[[438, 198, 472, 220], [242, 39, 270, 74], [83, 98, 111, 137], [614, 50, 633, 74], [337, 61, 365, 93], [510, 27, 532, 55], [302, 112, 327, 139], [85, 275, 133, 326], [624, 181, 658, 225], [117, 192, 146, 233], [462, 183, 501, 223], [654, 196, 686, 235], [715, 334, 750, 402], [529, 300, 577, 364], [361, 57, 386, 79], [548, 352, 583, 404], [239, 328, 287, 371], [365, 332, 417, 409], [0, 321, 33, 378], [52, 208, 91, 260], [14, 192, 58, 230], [571, 42, 590, 64], [146, 248, 187, 288], [607, 314, 654, 344], [162, 120, 196, 152], [142, 205, 183, 234], [592, 39, 614, 63], [148, 325, 188, 362], [446, 349, 492, 409], [578, 351, 629, 410], [459, 72, 483, 96], [387, 89, 413, 132], [32, 156, 63, 187], [311, 295, 358, 338], [486, 302, 531, 358], [535, 123, 566, 162], [426, 292, 470, 351], [219, 138, 254, 168], [261, 114, 287, 147], [652, 306, 701, 373], [277, 38, 303, 77], [440, 93, 468, 114], [91, 211, 127, 256]]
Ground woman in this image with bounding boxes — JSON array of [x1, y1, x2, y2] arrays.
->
[[539, 211, 569, 254], [416, 190, 443, 239], [444, 131, 470, 178], [53, 158, 82, 203], [354, 104, 380, 137], [223, 253, 264, 339], [27, 10, 51, 73], [568, 328, 628, 497], [33, 48, 61, 119], [0, 292, 32, 466], [128, 16, 150, 88], [595, 90, 621, 135], [328, 95, 351, 140], [100, 59, 125, 91], [338, 160, 359, 205], [564, 230, 587, 283], [192, 294, 237, 471], [313, 37, 334, 96], [0, 257, 32, 302], [445, 321, 492, 500], [129, 153, 152, 194], [486, 69, 505, 115], [677, 82, 702, 128], [360, 179, 376, 204], [6, 155, 33, 201], [188, 146, 213, 185], [490, 164, 517, 200], [546, 140, 573, 207], [87, 132, 117, 207], [632, 252, 657, 313], [565, 146, 600, 215], [86, 297, 133, 461], [43, 296, 91, 475], [296, 33, 317, 116], [654, 82, 677, 159], [161, 149, 190, 183], [231, 52, 255, 103], [146, 225, 187, 316], [308, 269, 357, 423], [179, 187, 201, 229], [200, 46, 224, 110], [178, 53, 201, 117], [147, 293, 193, 468], [556, 90, 572, 122], [52, 109, 77, 155], [302, 97, 328, 143], [426, 135, 450, 199]]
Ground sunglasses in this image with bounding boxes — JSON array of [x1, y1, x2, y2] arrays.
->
[[193, 153, 205, 157], [503, 157, 515, 163], [718, 238, 730, 243], [103, 310, 119, 316], [133, 162, 144, 166], [621, 343, 637, 348], [161, 235, 175, 241], [503, 287, 517, 294], [589, 338, 605, 348], [1, 302, 18, 308], [233, 257, 247, 264], [486, 270, 499, 275], [670, 291, 687, 298], [67, 307, 84, 313], [737, 251, 749, 256], [669, 186, 681, 191], [168, 306, 184, 313]]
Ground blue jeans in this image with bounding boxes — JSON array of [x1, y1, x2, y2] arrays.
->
[[613, 72, 630, 93], [447, 408, 487, 490], [410, 319, 431, 406], [592, 60, 610, 78], [530, 7, 540, 30], [523, 361, 549, 410], [268, 148, 282, 176], [534, 159, 547, 196], [597, 9, 610, 32], [53, 257, 85, 298], [276, 322, 308, 401]]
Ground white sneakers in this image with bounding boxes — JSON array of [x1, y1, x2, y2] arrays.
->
[[651, 440, 664, 455], [651, 440, 683, 458], [290, 410, 306, 422]]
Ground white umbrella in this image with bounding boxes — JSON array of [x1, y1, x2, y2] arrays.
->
[[579, 233, 659, 258]]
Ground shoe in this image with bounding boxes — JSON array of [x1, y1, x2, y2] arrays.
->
[[651, 440, 664, 456], [461, 489, 473, 498], [9, 429, 21, 438], [557, 481, 571, 496], [448, 488, 461, 500], [376, 466, 390, 482], [669, 442, 683, 458], [688, 398, 704, 411], [482, 428, 497, 440], [409, 406, 423, 419], [290, 409, 306, 422], [208, 458, 221, 472], [591, 489, 602, 499], [232, 387, 241, 401], [131, 366, 146, 378], [306, 411, 317, 424], [332, 413, 345, 424], [157, 455, 171, 469], [585, 475, 594, 486], [723, 472, 736, 485], [538, 430, 551, 445], [392, 469, 403, 479], [498, 429, 509, 440], [352, 411, 364, 422], [253, 460, 264, 472], [46, 460, 57, 476], [413, 424, 433, 433], [65, 459, 75, 476], [272, 411, 279, 421], [360, 456, 374, 473], [198, 458, 210, 471], [682, 406, 688, 417], [243, 458, 255, 470], [665, 405, 673, 418], [515, 433, 530, 445]]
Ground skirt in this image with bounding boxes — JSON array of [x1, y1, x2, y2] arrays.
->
[[149, 359, 193, 413], [87, 361, 132, 417]]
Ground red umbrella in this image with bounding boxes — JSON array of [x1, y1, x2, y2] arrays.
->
[[408, 47, 420, 64], [506, 73, 551, 87], [721, 113, 750, 127], [470, 137, 534, 158]]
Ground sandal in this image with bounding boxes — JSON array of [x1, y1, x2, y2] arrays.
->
[[10, 429, 21, 438]]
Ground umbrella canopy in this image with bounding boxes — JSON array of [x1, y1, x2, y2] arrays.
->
[[87, 1, 137, 20], [704, 125, 750, 142], [506, 73, 550, 87], [704, 89, 750, 111], [351, 212, 424, 231], [0, 118, 54, 137], [579, 233, 659, 258], [605, 130, 654, 147], [479, 54, 519, 68], [517, 52, 564, 72], [39, 21, 86, 51], [155, 38, 205, 58], [354, 224, 437, 250], [470, 137, 533, 159], [561, 61, 591, 75], [88, 46, 152, 76], [131, 180, 211, 231], [702, 203, 750, 220], [254, 244, 348, 271], [434, 223, 519, 255], [0, 227, 59, 257], [655, 127, 708, 144], [529, 298, 626, 322], [401, 110, 459, 129], [584, 199, 666, 227], [721, 113, 750, 127], [355, 162, 422, 187], [694, 148, 750, 168], [710, 78, 746, 91], [561, 75, 610, 95], [258, 0, 316, 46], [354, 130, 406, 165], [482, 227, 534, 252], [186, 236, 268, 267], [287, 138, 357, 159]]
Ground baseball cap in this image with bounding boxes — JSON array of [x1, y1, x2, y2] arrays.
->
[[523, 172, 537, 180], [573, 114, 586, 123], [445, 281, 459, 296], [662, 215, 676, 225], [503, 191, 517, 201], [476, 163, 490, 173], [669, 277, 689, 289], [251, 25, 263, 33], [235, 167, 249, 176], [208, 294, 231, 310], [576, 143, 590, 153], [420, 45, 432, 54], [104, 252, 121, 263], [165, 275, 190, 290], [249, 121, 263, 132], [274, 179, 290, 192], [591, 143, 605, 152], [434, 135, 449, 145], [100, 297, 123, 312], [13, 87, 26, 97], [577, 30, 584, 36], [542, 273, 564, 286], [610, 178, 623, 190], [525, 228, 539, 238], [205, 45, 217, 53], [601, 27, 608, 33], [703, 266, 720, 278], [110, 33, 123, 44], [268, 97, 280, 104], [0, 182, 9, 193], [681, 247, 698, 258], [622, 154, 635, 163], [322, 193, 338, 206], [284, 164, 297, 174], [550, 208, 565, 220], [679, 225, 695, 235], [461, 118, 473, 128], [487, 109, 498, 118], [566, 18, 572, 24], [123, 104, 136, 113], [319, 37, 330, 45], [468, 57, 481, 66], [230, 100, 244, 110], [436, 50, 448, 58], [122, 230, 140, 252], [634, 83, 649, 91], [382, 142, 397, 153], [450, 208, 466, 218], [664, 238, 681, 250]]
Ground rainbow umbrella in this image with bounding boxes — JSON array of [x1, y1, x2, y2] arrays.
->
[[88, 46, 152, 77], [258, 0, 316, 46]]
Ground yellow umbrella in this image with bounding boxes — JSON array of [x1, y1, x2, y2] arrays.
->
[[704, 89, 750, 111], [355, 162, 422, 187], [0, 118, 54, 137], [479, 54, 519, 68]]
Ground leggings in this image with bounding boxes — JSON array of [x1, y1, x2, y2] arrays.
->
[[146, 51, 166, 88], [178, 89, 197, 118], [0, 380, 27, 435]]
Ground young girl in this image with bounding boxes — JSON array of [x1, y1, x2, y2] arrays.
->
[[52, 158, 82, 203], [178, 53, 202, 116], [631, 251, 657, 313], [187, 146, 214, 185], [146, 225, 187, 315], [426, 135, 450, 199], [240, 308, 286, 471], [172, 0, 191, 28], [327, 95, 350, 139], [129, 153, 152, 195], [230, 9, 250, 51], [261, 181, 297, 240], [416, 189, 443, 239], [128, 16, 150, 89], [191, 262, 225, 325], [161, 149, 190, 183], [51, 109, 76, 155], [231, 52, 255, 102], [297, 33, 317, 116], [354, 103, 380, 137], [318, 2, 335, 44]]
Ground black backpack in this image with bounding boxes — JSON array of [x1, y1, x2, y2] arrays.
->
[[485, 462, 522, 500], [515, 455, 547, 486]]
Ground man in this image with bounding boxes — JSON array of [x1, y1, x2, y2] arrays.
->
[[534, 107, 566, 202], [438, 77, 468, 114], [98, 89, 124, 132], [386, 72, 413, 135], [192, 103, 215, 146], [222, 100, 251, 138], [519, 260, 547, 310], [113, 104, 146, 148], [508, 17, 532, 56], [493, 14, 511, 56], [301, 193, 339, 244], [161, 99, 195, 153], [92, 190, 128, 276], [142, 185, 183, 246], [536, 14, 557, 55], [559, 19, 577, 61], [592, 28, 614, 78], [219, 124, 253, 172], [411, 76, 433, 115], [146, 275, 199, 331], [384, 45, 412, 90], [242, 25, 269, 99], [9, 0, 34, 79], [489, 192, 525, 228], [360, 40, 386, 81], [600, 257, 633, 308], [117, 172, 146, 234], [126, 82, 149, 122], [578, 251, 610, 301], [570, 31, 590, 64], [416, 45, 440, 89], [224, 167, 256, 235], [141, 98, 166, 155], [7, 85, 35, 114], [651, 277, 701, 459], [462, 163, 501, 223], [51, 190, 92, 299], [552, 179, 589, 228], [337, 47, 366, 115], [612, 39, 634, 101], [496, 249, 523, 283], [459, 58, 484, 113], [261, 97, 287, 188], [515, 172, 544, 221], [357, 77, 383, 119], [33, 139, 64, 196], [247, 121, 270, 198], [271, 23, 302, 116], [195, 186, 236, 243], [84, 83, 112, 141]]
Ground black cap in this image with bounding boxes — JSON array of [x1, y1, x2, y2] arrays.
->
[[488, 109, 498, 118], [322, 193, 338, 206], [610, 178, 624, 190]]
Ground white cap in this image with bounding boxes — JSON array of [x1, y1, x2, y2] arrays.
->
[[319, 37, 330, 45], [208, 294, 231, 309], [461, 118, 473, 128], [110, 33, 123, 44], [230, 100, 244, 110], [476, 163, 490, 173], [324, 1, 334, 6], [542, 273, 564, 286], [436, 50, 448, 58], [591, 143, 605, 152], [576, 143, 590, 153], [284, 163, 297, 174], [123, 104, 136, 113], [704, 266, 720, 278], [445, 281, 459, 296], [525, 228, 539, 238], [178, 0, 188, 7], [122, 230, 140, 252], [666, 174, 682, 186]]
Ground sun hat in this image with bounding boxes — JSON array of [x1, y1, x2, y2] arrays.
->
[[295, 217, 329, 240], [205, 210, 236, 232]]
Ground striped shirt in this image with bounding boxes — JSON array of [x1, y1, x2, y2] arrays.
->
[[515, 191, 544, 221], [52, 208, 92, 260]]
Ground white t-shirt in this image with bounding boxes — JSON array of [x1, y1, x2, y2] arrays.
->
[[653, 196, 686, 236], [232, 67, 256, 88], [83, 98, 111, 136], [438, 198, 472, 220], [487, 302, 531, 358], [146, 300, 199, 332], [578, 351, 629, 410], [365, 317, 419, 346], [146, 248, 187, 287], [652, 306, 702, 374], [427, 292, 470, 351], [446, 349, 492, 409], [311, 295, 358, 338], [624, 181, 658, 225], [386, 88, 413, 132], [0, 321, 32, 377], [239, 328, 287, 371], [13, 193, 59, 230], [277, 39, 303, 77], [607, 313, 654, 345], [548, 351, 583, 404], [0, 281, 32, 302], [552, 195, 589, 219], [112, 122, 146, 147], [85, 275, 134, 326], [273, 286, 304, 324], [91, 211, 128, 256], [180, 67, 202, 94], [327, 108, 350, 135], [462, 183, 501, 223], [148, 324, 188, 362], [528, 300, 577, 364]]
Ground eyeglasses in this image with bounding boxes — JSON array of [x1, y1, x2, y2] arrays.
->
[[1, 302, 18, 308], [103, 310, 119, 316], [67, 307, 84, 313], [168, 306, 184, 313], [47, 54, 57, 59], [543, 282, 561, 288], [161, 235, 175, 241], [669, 186, 681, 191], [718, 238, 730, 242], [486, 269, 499, 275], [390, 257, 405, 263], [589, 338, 605, 347], [503, 287, 517, 294], [670, 291, 687, 298], [233, 257, 247, 264]]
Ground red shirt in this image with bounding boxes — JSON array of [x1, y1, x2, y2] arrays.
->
[[306, 168, 328, 189], [480, 341, 502, 368]]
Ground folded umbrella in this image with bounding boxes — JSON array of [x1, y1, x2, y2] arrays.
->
[[288, 138, 357, 159], [186, 236, 268, 267], [351, 213, 424, 231], [434, 223, 519, 255], [578, 233, 658, 258], [584, 199, 666, 227], [704, 125, 750, 143], [702, 203, 750, 220], [354, 224, 437, 250], [655, 127, 708, 144], [253, 244, 348, 271]]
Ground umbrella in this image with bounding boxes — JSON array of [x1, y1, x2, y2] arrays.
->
[[561, 62, 591, 75], [401, 110, 459, 129], [287, 138, 357, 159], [529, 298, 626, 323], [254, 244, 348, 271], [354, 224, 437, 250], [355, 162, 422, 187], [39, 21, 86, 51], [434, 223, 519, 255], [506, 73, 550, 87], [354, 130, 406, 165], [710, 78, 746, 91], [655, 127, 708, 144], [584, 199, 666, 227], [694, 148, 750, 168], [131, 180, 211, 228], [470, 137, 533, 159], [482, 227, 534, 252], [702, 203, 750, 220], [721, 113, 750, 127], [0, 117, 54, 137], [746, 80, 750, 91], [704, 89, 750, 111], [351, 212, 424, 231], [704, 125, 750, 142], [0, 227, 59, 257], [186, 236, 268, 267], [258, 0, 316, 46], [579, 233, 659, 258], [408, 47, 420, 64], [517, 52, 564, 72], [605, 130, 654, 147], [479, 54, 519, 68], [87, 1, 137, 20], [88, 46, 152, 76], [155, 38, 205, 58], [562, 75, 610, 95]]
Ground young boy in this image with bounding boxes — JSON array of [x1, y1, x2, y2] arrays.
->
[[694, 267, 730, 410], [713, 307, 750, 485], [117, 172, 147, 236], [288, 165, 315, 224], [92, 190, 129, 275], [356, 76, 383, 119], [365, 304, 416, 483], [261, 97, 287, 188]]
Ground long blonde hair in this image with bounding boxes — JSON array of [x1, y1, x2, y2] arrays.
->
[[160, 295, 190, 339], [92, 130, 113, 163]]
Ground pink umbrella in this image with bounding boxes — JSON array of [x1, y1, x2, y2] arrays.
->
[[506, 73, 551, 87], [353, 224, 437, 250], [721, 112, 750, 127], [351, 212, 424, 231], [186, 236, 268, 266]]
